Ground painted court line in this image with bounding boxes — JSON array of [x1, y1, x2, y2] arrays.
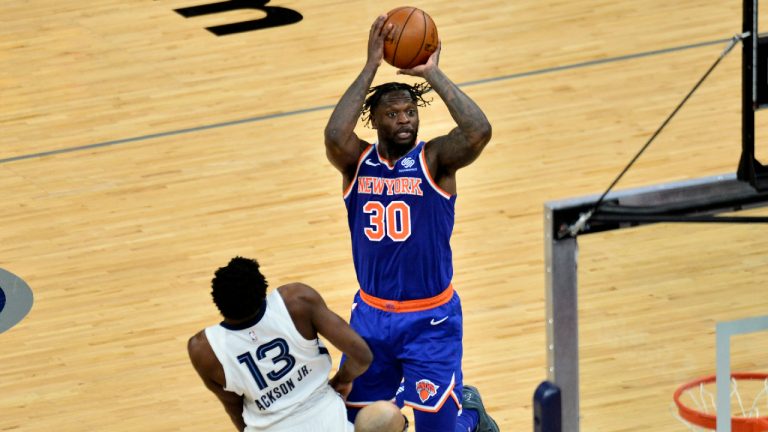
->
[[0, 38, 732, 165]]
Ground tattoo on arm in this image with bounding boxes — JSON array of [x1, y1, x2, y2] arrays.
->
[[429, 70, 491, 143], [424, 68, 492, 170]]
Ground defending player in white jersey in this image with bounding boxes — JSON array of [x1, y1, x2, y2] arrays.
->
[[187, 256, 373, 431]]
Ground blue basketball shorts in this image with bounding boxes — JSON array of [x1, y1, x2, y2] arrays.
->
[[342, 289, 464, 428]]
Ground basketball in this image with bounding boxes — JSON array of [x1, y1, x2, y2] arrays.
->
[[382, 7, 439, 69]]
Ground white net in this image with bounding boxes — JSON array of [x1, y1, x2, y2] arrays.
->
[[673, 374, 768, 431]]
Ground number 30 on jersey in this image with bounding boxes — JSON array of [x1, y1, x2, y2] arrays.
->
[[363, 200, 411, 242]]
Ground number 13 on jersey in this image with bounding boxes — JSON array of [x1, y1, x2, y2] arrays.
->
[[363, 200, 411, 242]]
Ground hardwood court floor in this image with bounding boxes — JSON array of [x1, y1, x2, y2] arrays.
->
[[2, 1, 766, 431]]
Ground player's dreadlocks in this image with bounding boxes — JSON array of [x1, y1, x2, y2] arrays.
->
[[361, 82, 432, 127]]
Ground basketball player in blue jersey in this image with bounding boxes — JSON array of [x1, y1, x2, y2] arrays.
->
[[187, 257, 373, 431], [324, 14, 498, 432]]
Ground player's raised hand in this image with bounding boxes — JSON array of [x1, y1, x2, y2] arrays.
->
[[397, 40, 441, 77], [367, 15, 395, 66]]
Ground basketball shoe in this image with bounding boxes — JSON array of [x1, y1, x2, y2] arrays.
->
[[462, 385, 499, 432]]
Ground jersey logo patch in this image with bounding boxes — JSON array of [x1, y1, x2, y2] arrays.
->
[[415, 379, 439, 403], [400, 157, 416, 169], [365, 159, 380, 167]]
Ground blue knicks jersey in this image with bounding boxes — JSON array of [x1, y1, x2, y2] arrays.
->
[[343, 141, 455, 301]]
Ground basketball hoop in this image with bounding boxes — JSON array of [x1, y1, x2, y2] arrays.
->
[[673, 372, 768, 432]]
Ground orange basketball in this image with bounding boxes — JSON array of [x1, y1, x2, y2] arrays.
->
[[382, 7, 438, 69]]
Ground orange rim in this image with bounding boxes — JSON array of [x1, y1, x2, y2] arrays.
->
[[673, 372, 768, 432]]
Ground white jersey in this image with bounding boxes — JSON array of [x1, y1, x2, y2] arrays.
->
[[205, 289, 353, 431]]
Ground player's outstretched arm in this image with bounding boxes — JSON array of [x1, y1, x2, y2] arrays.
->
[[281, 283, 373, 398], [317, 303, 373, 398], [187, 332, 247, 431], [324, 15, 394, 179]]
